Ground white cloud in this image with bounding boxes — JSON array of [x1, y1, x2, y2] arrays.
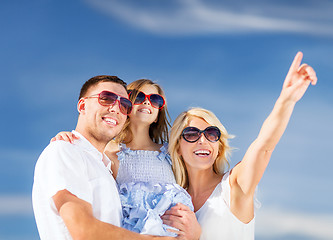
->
[[0, 195, 33, 215], [84, 0, 333, 37], [0, 148, 39, 162], [256, 206, 333, 239]]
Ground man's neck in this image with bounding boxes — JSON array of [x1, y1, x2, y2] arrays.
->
[[74, 128, 108, 153]]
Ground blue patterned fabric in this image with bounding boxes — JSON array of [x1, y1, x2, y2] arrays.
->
[[116, 143, 193, 236]]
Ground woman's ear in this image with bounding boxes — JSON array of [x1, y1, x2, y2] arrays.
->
[[77, 98, 86, 114]]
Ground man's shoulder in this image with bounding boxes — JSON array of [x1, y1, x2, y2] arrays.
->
[[38, 140, 83, 164], [35, 141, 87, 177], [44, 140, 80, 155]]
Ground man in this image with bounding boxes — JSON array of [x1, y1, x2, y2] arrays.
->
[[32, 75, 200, 240]]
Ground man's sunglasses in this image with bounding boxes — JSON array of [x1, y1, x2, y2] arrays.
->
[[128, 90, 165, 109], [181, 126, 221, 143], [83, 91, 133, 115]]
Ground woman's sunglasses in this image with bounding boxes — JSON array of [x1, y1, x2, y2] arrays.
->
[[83, 91, 133, 115], [128, 90, 165, 109], [181, 126, 221, 143]]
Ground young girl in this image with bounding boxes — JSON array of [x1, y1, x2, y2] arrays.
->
[[52, 79, 196, 237]]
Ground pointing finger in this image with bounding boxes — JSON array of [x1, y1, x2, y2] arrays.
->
[[287, 51, 303, 77], [283, 52, 304, 89]]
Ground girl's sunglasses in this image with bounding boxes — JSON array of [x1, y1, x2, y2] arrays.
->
[[181, 126, 221, 143], [129, 90, 165, 109], [84, 91, 133, 115]]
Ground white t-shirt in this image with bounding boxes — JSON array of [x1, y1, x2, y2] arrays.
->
[[195, 171, 255, 240], [32, 131, 122, 240]]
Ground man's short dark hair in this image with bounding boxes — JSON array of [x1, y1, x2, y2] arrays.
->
[[79, 75, 127, 100]]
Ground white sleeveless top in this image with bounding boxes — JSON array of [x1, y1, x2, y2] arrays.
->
[[195, 171, 255, 240]]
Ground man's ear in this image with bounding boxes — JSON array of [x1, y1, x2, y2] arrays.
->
[[77, 98, 86, 114]]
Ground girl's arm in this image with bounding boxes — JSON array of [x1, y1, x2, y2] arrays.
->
[[51, 131, 79, 143], [230, 52, 317, 222]]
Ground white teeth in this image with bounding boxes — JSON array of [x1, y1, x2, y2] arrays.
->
[[139, 108, 151, 114], [194, 150, 210, 155], [104, 118, 117, 125]]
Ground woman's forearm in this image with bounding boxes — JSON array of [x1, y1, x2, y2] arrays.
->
[[255, 94, 296, 152]]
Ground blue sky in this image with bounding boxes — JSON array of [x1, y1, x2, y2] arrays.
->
[[1, 0, 332, 239]]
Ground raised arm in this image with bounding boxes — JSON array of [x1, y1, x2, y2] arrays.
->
[[230, 52, 317, 221], [53, 190, 175, 240]]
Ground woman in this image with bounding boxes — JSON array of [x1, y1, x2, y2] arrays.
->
[[162, 52, 317, 239]]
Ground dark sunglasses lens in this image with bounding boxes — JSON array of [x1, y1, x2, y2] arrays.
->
[[149, 94, 164, 108], [119, 98, 133, 115], [134, 91, 146, 104], [99, 91, 118, 105], [204, 127, 221, 142], [182, 127, 200, 142]]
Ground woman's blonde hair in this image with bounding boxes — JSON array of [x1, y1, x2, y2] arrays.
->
[[169, 107, 233, 189], [115, 79, 171, 144]]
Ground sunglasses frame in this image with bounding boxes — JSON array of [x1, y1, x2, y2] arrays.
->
[[181, 126, 221, 143], [128, 90, 165, 109], [83, 91, 133, 115]]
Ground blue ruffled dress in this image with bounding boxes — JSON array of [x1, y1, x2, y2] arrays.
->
[[116, 143, 193, 236]]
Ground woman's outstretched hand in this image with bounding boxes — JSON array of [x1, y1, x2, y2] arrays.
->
[[281, 51, 317, 103]]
